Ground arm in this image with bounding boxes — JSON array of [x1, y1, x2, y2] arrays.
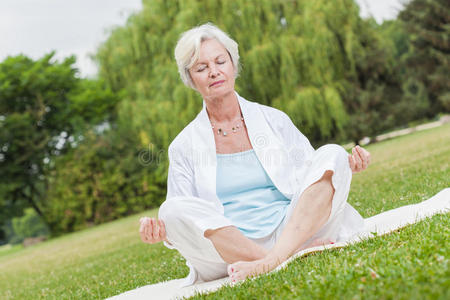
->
[[140, 143, 196, 245], [165, 144, 196, 199], [275, 109, 370, 173]]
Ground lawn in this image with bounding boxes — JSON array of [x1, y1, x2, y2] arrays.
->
[[0, 123, 448, 299]]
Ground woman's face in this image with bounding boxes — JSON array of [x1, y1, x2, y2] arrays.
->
[[189, 39, 235, 100]]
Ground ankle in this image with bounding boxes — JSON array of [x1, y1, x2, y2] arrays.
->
[[263, 253, 285, 265], [247, 246, 268, 261]]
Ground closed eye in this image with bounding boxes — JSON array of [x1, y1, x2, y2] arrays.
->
[[197, 67, 206, 72], [196, 60, 226, 72]]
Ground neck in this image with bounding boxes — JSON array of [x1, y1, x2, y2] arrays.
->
[[204, 91, 241, 123]]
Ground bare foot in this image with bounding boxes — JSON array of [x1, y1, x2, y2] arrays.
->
[[228, 238, 335, 282], [228, 256, 280, 282]]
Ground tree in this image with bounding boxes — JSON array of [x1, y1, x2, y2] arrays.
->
[[400, 0, 450, 113], [44, 128, 166, 235], [0, 53, 117, 240], [96, 0, 399, 149], [7, 208, 50, 245], [340, 17, 405, 143]]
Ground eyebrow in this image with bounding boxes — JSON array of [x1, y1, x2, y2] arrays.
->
[[195, 54, 225, 66]]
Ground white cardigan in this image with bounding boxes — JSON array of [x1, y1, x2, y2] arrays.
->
[[166, 90, 316, 208]]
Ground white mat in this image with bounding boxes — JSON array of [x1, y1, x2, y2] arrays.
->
[[107, 188, 449, 300]]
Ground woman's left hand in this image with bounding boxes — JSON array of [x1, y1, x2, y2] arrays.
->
[[348, 145, 371, 173]]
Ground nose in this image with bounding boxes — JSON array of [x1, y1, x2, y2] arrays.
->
[[209, 65, 220, 78]]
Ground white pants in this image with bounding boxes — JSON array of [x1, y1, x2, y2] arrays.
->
[[158, 144, 364, 286]]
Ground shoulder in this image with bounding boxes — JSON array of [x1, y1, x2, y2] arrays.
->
[[240, 95, 290, 121], [253, 101, 294, 130], [251, 100, 310, 145], [168, 115, 198, 157], [240, 96, 297, 137], [259, 103, 290, 121]]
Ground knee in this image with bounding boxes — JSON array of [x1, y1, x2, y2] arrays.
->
[[316, 144, 349, 168], [314, 144, 352, 183], [158, 198, 184, 226], [158, 196, 210, 227]]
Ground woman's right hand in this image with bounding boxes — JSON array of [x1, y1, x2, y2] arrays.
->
[[139, 217, 167, 244]]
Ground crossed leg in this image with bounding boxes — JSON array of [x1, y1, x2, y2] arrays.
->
[[205, 226, 269, 263], [219, 170, 335, 281], [159, 145, 352, 284]]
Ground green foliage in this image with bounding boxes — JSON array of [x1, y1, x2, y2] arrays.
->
[[66, 78, 120, 131], [95, 0, 417, 146], [0, 53, 117, 241], [45, 129, 166, 235], [8, 208, 49, 245], [377, 20, 410, 60], [399, 0, 450, 113], [0, 53, 78, 230], [340, 17, 406, 143]]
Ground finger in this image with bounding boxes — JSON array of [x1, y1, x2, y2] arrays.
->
[[151, 218, 159, 240], [356, 146, 369, 162], [141, 221, 150, 243], [155, 220, 161, 240], [350, 153, 358, 173], [354, 148, 363, 171], [358, 146, 371, 164], [352, 148, 362, 171], [139, 222, 146, 242], [157, 220, 163, 240], [364, 148, 371, 165], [159, 219, 167, 240], [355, 146, 367, 170], [360, 147, 370, 167], [348, 154, 355, 173], [144, 218, 151, 242]]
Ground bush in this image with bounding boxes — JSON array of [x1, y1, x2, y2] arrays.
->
[[8, 208, 49, 245]]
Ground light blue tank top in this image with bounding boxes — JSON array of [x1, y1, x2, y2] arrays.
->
[[216, 149, 291, 239]]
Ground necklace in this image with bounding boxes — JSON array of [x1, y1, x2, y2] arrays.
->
[[210, 114, 245, 136]]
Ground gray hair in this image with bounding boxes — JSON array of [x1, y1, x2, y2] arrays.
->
[[174, 22, 240, 90]]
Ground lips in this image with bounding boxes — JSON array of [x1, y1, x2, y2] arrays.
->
[[209, 80, 225, 87]]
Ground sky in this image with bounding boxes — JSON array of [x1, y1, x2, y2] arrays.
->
[[0, 0, 406, 78]]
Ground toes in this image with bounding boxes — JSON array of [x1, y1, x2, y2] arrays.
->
[[228, 264, 240, 282], [227, 264, 235, 276], [324, 238, 336, 245], [228, 263, 247, 283], [310, 238, 336, 247], [230, 271, 243, 283]]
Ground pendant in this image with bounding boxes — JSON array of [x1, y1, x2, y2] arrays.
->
[[212, 115, 244, 137], [217, 128, 228, 136]]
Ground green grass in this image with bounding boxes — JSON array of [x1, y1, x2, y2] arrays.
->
[[0, 244, 23, 258], [0, 124, 449, 299], [194, 214, 449, 300]]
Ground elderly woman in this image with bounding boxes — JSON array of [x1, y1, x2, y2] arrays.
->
[[139, 23, 370, 285]]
